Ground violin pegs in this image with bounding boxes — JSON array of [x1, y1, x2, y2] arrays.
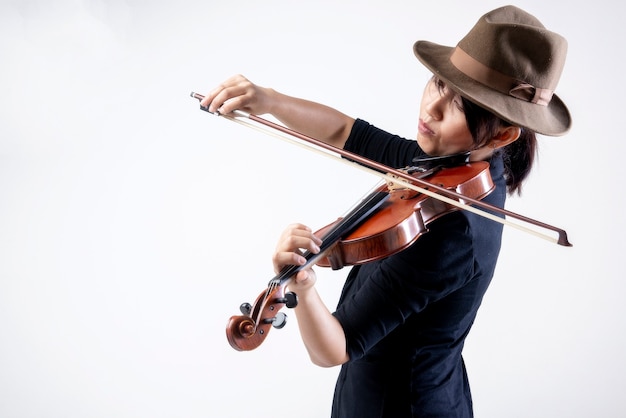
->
[[262, 312, 288, 329], [275, 292, 298, 309], [239, 302, 252, 315], [266, 312, 287, 329]]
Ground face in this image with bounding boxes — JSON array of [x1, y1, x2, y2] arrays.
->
[[416, 77, 475, 156]]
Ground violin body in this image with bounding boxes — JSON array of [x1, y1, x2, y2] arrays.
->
[[225, 161, 494, 351], [316, 161, 493, 269]]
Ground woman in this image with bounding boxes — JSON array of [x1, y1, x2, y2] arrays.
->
[[201, 5, 571, 417]]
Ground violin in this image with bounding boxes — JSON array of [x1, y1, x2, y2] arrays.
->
[[189, 91, 572, 351], [225, 160, 493, 351]]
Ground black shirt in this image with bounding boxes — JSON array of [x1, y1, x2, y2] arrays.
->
[[330, 119, 506, 418]]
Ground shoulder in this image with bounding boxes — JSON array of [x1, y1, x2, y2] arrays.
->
[[345, 119, 426, 168]]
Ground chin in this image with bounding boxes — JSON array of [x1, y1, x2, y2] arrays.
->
[[416, 138, 435, 156]]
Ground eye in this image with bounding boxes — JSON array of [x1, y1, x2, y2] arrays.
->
[[434, 77, 446, 95], [430, 77, 464, 112]]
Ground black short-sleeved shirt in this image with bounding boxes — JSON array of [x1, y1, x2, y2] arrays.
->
[[330, 119, 506, 418]]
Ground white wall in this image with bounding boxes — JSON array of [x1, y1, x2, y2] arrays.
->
[[1, 1, 623, 417]]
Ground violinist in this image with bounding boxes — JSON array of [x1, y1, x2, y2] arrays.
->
[[200, 5, 571, 418]]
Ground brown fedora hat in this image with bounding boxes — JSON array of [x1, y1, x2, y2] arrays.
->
[[414, 5, 571, 136]]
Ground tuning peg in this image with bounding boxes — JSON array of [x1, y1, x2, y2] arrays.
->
[[263, 312, 288, 329], [270, 312, 287, 329], [275, 292, 298, 308], [239, 302, 252, 315]]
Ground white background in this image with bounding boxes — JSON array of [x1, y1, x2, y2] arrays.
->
[[1, 1, 623, 417]]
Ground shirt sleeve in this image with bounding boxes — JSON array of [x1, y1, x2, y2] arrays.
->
[[344, 119, 427, 168]]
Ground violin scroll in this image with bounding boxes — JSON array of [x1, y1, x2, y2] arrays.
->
[[226, 282, 298, 351]]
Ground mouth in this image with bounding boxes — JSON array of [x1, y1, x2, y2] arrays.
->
[[418, 119, 435, 135]]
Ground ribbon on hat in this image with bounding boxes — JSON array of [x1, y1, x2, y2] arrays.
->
[[450, 47, 553, 106], [508, 83, 553, 106]]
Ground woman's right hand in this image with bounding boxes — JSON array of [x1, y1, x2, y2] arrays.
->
[[200, 74, 355, 149], [200, 74, 274, 116]]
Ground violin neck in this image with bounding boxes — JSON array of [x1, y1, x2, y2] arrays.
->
[[272, 190, 390, 285]]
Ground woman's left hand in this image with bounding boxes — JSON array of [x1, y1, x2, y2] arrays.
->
[[272, 223, 323, 293]]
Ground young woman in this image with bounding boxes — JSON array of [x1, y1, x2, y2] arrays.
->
[[201, 5, 571, 417]]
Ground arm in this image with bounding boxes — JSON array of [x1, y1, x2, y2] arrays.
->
[[272, 224, 349, 367], [204, 75, 353, 365], [200, 74, 355, 149], [293, 286, 348, 367]]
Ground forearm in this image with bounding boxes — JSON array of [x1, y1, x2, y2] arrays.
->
[[203, 75, 354, 149], [293, 287, 349, 367], [265, 89, 355, 149]]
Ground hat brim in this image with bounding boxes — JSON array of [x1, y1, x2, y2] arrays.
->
[[413, 40, 571, 136]]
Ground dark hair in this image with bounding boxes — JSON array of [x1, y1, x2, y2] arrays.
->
[[461, 97, 537, 196]]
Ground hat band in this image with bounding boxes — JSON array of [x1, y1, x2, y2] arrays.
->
[[450, 47, 553, 106]]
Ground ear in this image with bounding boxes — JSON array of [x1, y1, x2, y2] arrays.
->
[[490, 126, 521, 149]]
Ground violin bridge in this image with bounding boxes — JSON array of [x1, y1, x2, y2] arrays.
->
[[386, 169, 411, 192]]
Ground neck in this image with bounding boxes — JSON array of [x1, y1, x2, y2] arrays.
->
[[469, 147, 495, 162]]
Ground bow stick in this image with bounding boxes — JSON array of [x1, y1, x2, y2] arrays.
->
[[190, 92, 572, 247]]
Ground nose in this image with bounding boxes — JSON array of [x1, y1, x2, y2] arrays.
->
[[424, 92, 445, 121]]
